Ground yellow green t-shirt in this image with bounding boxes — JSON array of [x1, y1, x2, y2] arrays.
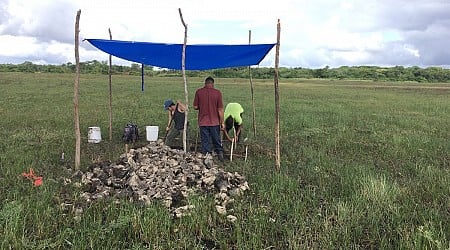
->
[[224, 103, 244, 125]]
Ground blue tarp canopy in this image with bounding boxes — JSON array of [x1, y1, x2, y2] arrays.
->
[[86, 39, 275, 70]]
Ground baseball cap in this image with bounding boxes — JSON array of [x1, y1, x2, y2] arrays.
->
[[164, 99, 174, 110]]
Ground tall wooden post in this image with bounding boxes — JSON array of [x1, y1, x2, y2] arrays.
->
[[274, 19, 281, 170], [108, 28, 113, 141], [248, 30, 257, 138], [141, 64, 144, 92], [74, 10, 81, 170], [179, 8, 189, 153]]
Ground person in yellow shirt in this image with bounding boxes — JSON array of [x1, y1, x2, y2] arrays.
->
[[223, 103, 244, 142]]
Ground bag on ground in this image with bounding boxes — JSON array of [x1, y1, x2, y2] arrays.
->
[[123, 123, 139, 143]]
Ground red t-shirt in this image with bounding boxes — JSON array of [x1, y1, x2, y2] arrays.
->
[[193, 85, 223, 126]]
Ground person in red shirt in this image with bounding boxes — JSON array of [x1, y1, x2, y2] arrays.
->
[[193, 77, 225, 162]]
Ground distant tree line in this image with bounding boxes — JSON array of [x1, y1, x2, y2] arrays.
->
[[1, 61, 449, 83]]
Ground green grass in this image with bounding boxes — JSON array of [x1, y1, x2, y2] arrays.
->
[[0, 72, 449, 249]]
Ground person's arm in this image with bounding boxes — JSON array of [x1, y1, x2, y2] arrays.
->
[[193, 91, 199, 110], [176, 100, 187, 112], [166, 111, 173, 131], [235, 112, 243, 140], [223, 128, 233, 142], [218, 107, 224, 130], [218, 91, 224, 129], [235, 124, 242, 141]]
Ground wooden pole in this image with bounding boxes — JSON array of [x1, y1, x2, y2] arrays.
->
[[230, 125, 237, 162], [179, 8, 189, 153], [248, 30, 257, 138], [230, 137, 234, 162], [108, 28, 113, 141], [141, 63, 144, 92], [244, 145, 248, 162], [274, 19, 281, 170], [74, 10, 81, 170]]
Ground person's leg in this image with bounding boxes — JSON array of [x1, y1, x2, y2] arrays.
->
[[165, 128, 180, 147], [234, 123, 241, 142], [210, 125, 224, 161], [225, 116, 233, 140], [225, 117, 233, 133], [200, 126, 212, 154]]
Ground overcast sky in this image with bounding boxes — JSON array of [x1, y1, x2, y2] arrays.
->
[[1, 0, 450, 69]]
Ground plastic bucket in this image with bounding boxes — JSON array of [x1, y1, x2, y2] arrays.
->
[[146, 126, 159, 141], [88, 127, 102, 143]]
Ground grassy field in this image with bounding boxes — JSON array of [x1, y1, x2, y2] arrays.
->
[[0, 72, 449, 249]]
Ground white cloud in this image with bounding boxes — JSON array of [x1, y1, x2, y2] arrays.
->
[[0, 35, 39, 56]]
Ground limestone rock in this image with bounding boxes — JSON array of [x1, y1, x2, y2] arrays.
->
[[76, 141, 250, 217]]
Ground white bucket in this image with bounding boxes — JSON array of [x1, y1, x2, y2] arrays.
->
[[88, 126, 102, 143], [146, 126, 159, 141]]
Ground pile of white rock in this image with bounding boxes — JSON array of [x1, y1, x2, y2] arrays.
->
[[78, 140, 249, 220]]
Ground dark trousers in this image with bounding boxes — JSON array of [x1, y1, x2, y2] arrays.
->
[[199, 125, 223, 154], [165, 128, 189, 148]]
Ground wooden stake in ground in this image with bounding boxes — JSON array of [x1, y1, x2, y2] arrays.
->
[[245, 145, 248, 162], [74, 10, 81, 170], [248, 30, 257, 138], [230, 126, 237, 162], [194, 129, 199, 153], [141, 63, 144, 92], [179, 8, 189, 153], [230, 138, 234, 162], [274, 19, 281, 170], [108, 28, 113, 141]]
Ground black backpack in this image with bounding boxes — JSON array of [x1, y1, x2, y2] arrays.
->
[[123, 123, 139, 143]]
